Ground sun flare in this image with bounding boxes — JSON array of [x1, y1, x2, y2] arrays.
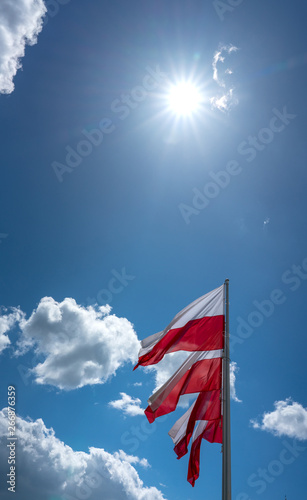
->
[[167, 82, 203, 116]]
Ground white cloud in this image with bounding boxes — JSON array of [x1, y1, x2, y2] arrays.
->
[[211, 44, 239, 112], [116, 449, 150, 468], [133, 382, 143, 387], [0, 0, 47, 94], [0, 408, 165, 500], [212, 45, 238, 87], [0, 308, 24, 354], [16, 297, 140, 390], [230, 361, 242, 403], [109, 393, 145, 417], [251, 398, 307, 440], [210, 89, 238, 113]]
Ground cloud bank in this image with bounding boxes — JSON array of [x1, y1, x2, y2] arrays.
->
[[16, 297, 140, 390], [0, 408, 165, 500], [0, 0, 47, 94], [251, 398, 307, 440]]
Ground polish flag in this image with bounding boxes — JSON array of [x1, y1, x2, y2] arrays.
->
[[168, 391, 222, 460], [134, 285, 224, 370], [187, 418, 223, 487], [145, 349, 223, 423], [134, 283, 227, 487]]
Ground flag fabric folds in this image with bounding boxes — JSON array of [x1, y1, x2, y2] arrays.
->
[[145, 349, 222, 423], [168, 398, 222, 486], [134, 285, 224, 370], [187, 418, 223, 486], [168, 391, 222, 460], [134, 284, 225, 486]]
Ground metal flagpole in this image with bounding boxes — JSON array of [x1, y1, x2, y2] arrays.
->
[[222, 279, 231, 500]]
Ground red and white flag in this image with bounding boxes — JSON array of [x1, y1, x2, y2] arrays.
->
[[145, 349, 222, 423], [134, 284, 225, 486], [168, 391, 222, 460], [187, 418, 223, 486], [134, 285, 224, 370]]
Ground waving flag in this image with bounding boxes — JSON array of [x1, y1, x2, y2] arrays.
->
[[134, 285, 224, 370], [145, 349, 222, 422], [168, 391, 222, 460], [187, 418, 223, 486], [134, 282, 231, 492]]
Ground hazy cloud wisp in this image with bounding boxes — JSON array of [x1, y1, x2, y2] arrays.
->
[[211, 44, 239, 112], [0, 308, 24, 354]]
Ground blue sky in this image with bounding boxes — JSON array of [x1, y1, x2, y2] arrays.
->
[[0, 0, 307, 499]]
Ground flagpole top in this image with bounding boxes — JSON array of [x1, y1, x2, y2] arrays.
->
[[225, 279, 229, 283]]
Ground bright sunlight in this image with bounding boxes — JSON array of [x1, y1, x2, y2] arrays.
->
[[167, 82, 203, 116]]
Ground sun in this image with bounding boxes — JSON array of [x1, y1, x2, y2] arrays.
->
[[167, 82, 203, 117]]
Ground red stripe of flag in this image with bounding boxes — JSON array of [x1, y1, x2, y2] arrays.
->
[[145, 356, 222, 423], [134, 285, 224, 370], [134, 315, 224, 369], [187, 419, 223, 487], [173, 391, 222, 459], [134, 284, 225, 486]]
